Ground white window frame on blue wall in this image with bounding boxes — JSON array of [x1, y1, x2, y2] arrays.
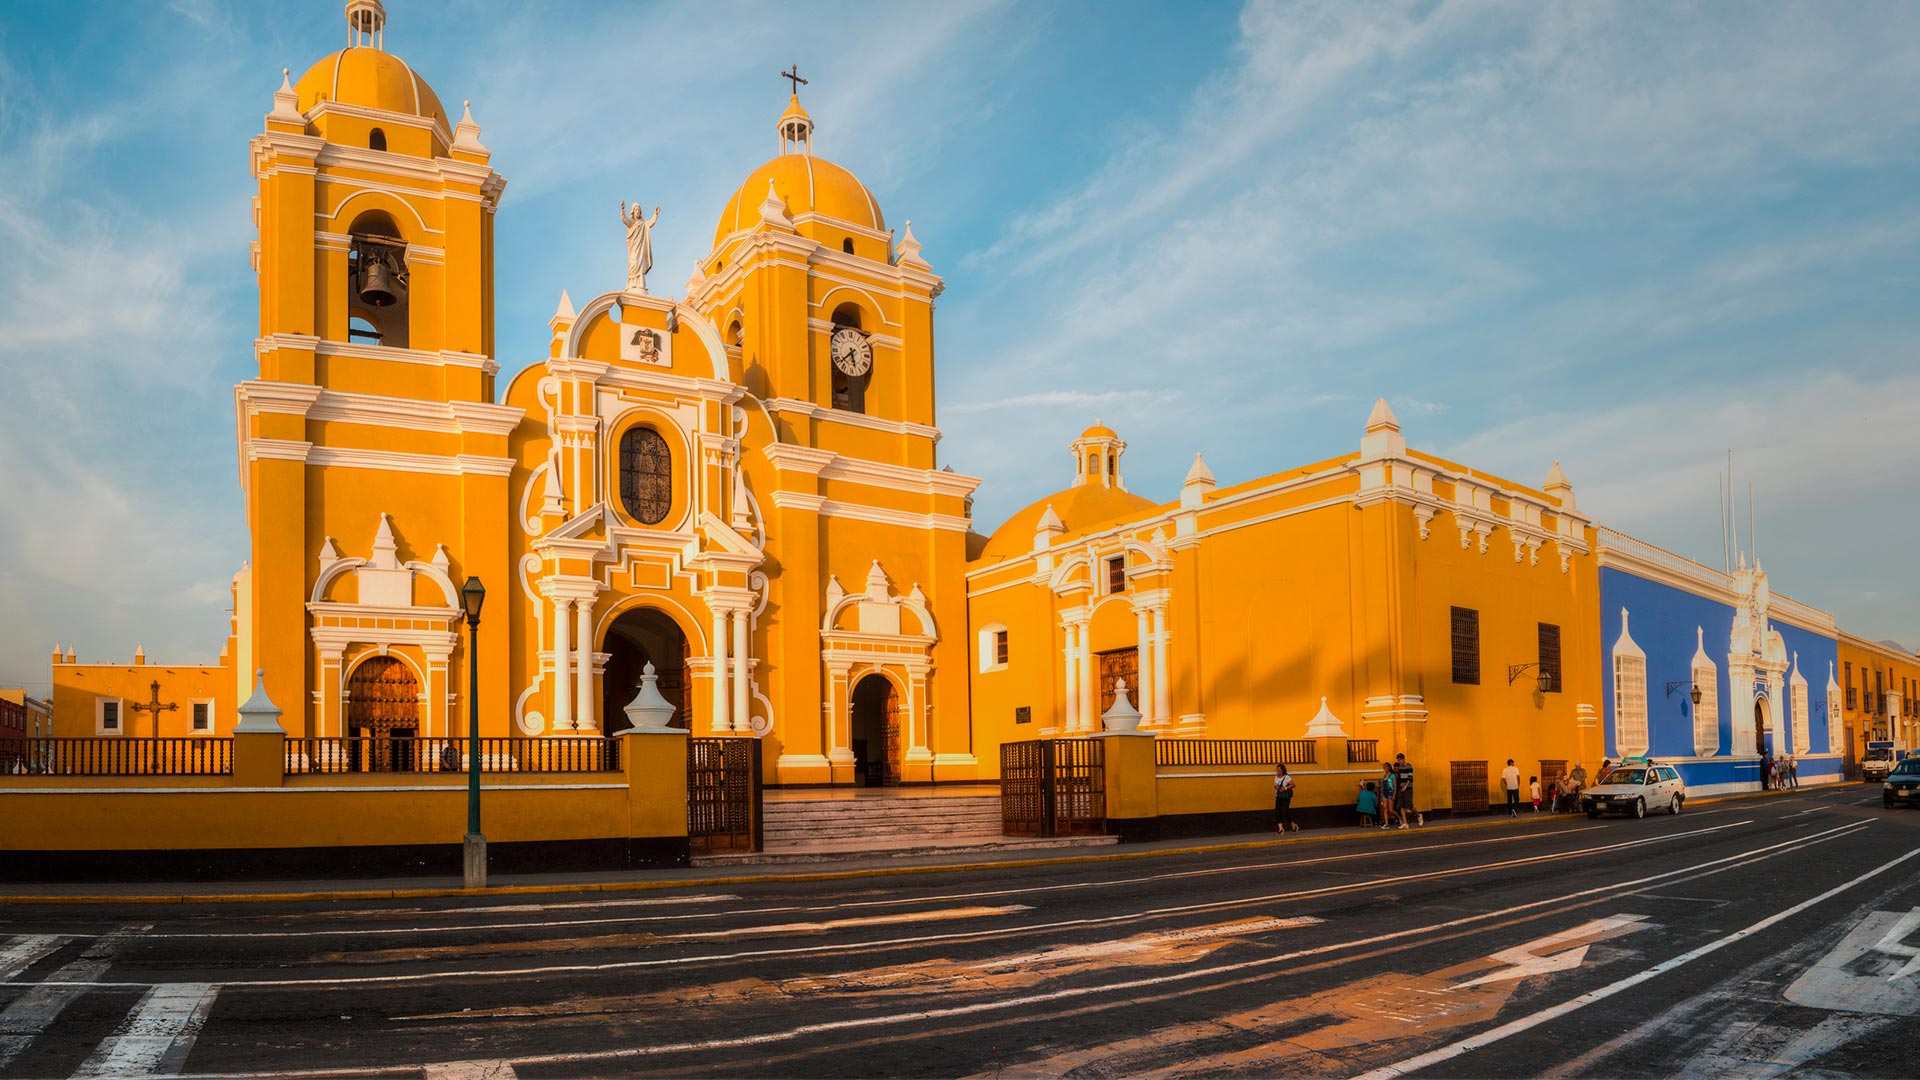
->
[[1790, 654, 1810, 755], [1613, 608, 1649, 758], [1691, 625, 1719, 756]]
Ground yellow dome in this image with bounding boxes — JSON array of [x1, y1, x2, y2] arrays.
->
[[1080, 422, 1118, 440], [713, 153, 884, 248], [295, 47, 447, 128], [978, 485, 1159, 561]]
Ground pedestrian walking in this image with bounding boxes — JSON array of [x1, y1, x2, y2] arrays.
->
[[1529, 775, 1541, 812], [1501, 759, 1521, 816], [1761, 751, 1774, 791], [1392, 753, 1417, 829], [1356, 780, 1380, 827], [1378, 763, 1397, 829], [1274, 764, 1298, 834], [1787, 754, 1799, 789]]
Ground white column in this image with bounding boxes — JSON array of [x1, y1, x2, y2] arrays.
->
[[574, 599, 595, 731], [828, 665, 853, 761], [1079, 625, 1096, 731], [1135, 606, 1154, 728], [1152, 606, 1171, 725], [1062, 624, 1079, 732], [553, 598, 573, 730], [710, 606, 729, 735], [731, 609, 750, 734]]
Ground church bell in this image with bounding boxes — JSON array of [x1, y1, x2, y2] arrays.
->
[[358, 253, 399, 308]]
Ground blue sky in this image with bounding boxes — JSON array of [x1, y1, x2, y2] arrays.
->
[[2, 0, 1918, 691]]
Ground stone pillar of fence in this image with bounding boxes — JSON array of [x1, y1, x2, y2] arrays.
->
[[232, 669, 288, 788], [1304, 696, 1348, 774], [1095, 681, 1158, 841], [616, 667, 693, 864]]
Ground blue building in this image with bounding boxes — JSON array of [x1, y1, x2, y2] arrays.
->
[[1597, 530, 1841, 795]]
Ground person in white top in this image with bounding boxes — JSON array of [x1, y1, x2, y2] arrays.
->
[[1502, 759, 1522, 817], [1274, 764, 1298, 834]]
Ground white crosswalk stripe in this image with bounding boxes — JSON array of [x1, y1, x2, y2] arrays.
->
[[0, 935, 66, 981], [71, 981, 219, 1079], [0, 926, 146, 1071]]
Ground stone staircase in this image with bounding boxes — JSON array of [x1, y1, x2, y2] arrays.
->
[[692, 792, 1117, 866]]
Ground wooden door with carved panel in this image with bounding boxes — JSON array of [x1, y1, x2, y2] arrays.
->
[[1098, 648, 1139, 713]]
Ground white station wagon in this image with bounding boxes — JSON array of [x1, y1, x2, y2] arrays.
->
[[1581, 760, 1685, 819]]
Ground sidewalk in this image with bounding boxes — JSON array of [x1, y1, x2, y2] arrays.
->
[[0, 784, 1832, 906]]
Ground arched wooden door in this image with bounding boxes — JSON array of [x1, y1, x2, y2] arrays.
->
[[1754, 700, 1766, 757], [347, 656, 420, 771]]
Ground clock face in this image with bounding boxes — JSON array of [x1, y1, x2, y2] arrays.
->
[[831, 327, 872, 377]]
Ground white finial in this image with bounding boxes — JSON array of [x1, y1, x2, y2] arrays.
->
[[1366, 397, 1400, 433], [1184, 452, 1215, 487], [235, 668, 286, 733], [452, 99, 488, 155], [551, 290, 575, 323], [540, 462, 565, 518], [759, 179, 793, 228], [269, 67, 303, 124], [619, 662, 678, 733], [370, 513, 400, 569], [894, 219, 929, 270], [1101, 679, 1142, 732], [1304, 695, 1348, 738], [1037, 504, 1065, 532]]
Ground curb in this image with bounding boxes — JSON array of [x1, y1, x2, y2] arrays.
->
[[0, 784, 1847, 907]]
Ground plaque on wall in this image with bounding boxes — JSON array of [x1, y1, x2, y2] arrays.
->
[[1015, 706, 1031, 725]]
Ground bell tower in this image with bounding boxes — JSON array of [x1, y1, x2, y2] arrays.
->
[[238, 3, 515, 735]]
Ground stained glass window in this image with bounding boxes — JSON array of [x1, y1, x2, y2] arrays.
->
[[619, 427, 673, 525]]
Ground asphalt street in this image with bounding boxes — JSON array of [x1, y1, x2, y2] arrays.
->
[[1, 783, 1916, 1079]]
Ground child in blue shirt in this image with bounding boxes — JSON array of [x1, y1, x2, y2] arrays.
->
[[1356, 780, 1380, 827]]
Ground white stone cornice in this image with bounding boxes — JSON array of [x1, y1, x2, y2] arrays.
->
[[768, 491, 829, 513], [546, 356, 612, 380], [247, 438, 313, 462], [296, 445, 513, 477], [255, 335, 498, 377], [552, 414, 601, 435], [236, 380, 324, 416], [764, 397, 941, 441], [766, 492, 969, 533], [762, 444, 836, 475], [307, 99, 453, 144], [446, 400, 525, 436], [538, 576, 604, 603]]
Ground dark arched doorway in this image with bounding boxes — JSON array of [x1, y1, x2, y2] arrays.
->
[[346, 655, 419, 771], [1754, 700, 1767, 756], [850, 674, 901, 787], [602, 608, 691, 731]]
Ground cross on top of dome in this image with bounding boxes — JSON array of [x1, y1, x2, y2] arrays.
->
[[777, 65, 814, 155]]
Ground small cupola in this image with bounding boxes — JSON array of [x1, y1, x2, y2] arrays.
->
[[346, 0, 387, 48], [1070, 420, 1126, 490], [777, 66, 813, 154]]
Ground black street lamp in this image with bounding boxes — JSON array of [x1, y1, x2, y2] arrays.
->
[[461, 575, 486, 888], [1665, 681, 1703, 706]]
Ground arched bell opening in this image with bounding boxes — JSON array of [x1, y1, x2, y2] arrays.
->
[[602, 608, 691, 733], [346, 209, 410, 349], [849, 673, 901, 787], [345, 655, 420, 772]]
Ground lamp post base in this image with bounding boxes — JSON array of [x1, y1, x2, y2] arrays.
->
[[463, 833, 487, 889]]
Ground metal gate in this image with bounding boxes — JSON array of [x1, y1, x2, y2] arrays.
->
[[1451, 760, 1491, 813], [1000, 738, 1105, 838], [688, 737, 761, 854]]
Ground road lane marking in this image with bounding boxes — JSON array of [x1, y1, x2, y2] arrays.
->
[[1450, 915, 1651, 989], [165, 822, 1878, 1078], [975, 916, 1323, 969], [138, 828, 1615, 941], [2, 820, 1763, 991], [71, 981, 218, 1078], [1352, 843, 1920, 1080], [421, 1063, 518, 1079], [0, 926, 144, 1070], [1784, 907, 1920, 1014], [0, 935, 64, 980]]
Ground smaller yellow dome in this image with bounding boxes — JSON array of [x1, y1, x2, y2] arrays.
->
[[295, 47, 447, 128], [1079, 422, 1118, 440], [978, 485, 1158, 561], [778, 93, 811, 130], [713, 153, 884, 248]]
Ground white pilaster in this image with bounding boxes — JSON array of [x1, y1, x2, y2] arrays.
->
[[1079, 624, 1096, 732], [1062, 623, 1080, 733], [1135, 606, 1155, 730], [553, 598, 573, 730], [731, 608, 750, 733], [574, 599, 595, 731], [828, 663, 854, 762], [1152, 606, 1171, 725], [711, 606, 729, 735]]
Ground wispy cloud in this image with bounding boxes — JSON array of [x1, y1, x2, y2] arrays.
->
[[947, 389, 1157, 414]]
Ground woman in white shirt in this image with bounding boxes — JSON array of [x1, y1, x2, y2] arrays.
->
[[1274, 764, 1298, 834]]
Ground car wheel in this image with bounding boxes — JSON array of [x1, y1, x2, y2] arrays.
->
[[1585, 809, 1601, 819], [1631, 797, 1646, 820], [1670, 796, 1681, 815], [1887, 797, 1897, 809]]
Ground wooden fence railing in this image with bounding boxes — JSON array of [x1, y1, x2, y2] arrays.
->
[[1155, 739, 1316, 767], [285, 737, 619, 775], [29, 738, 233, 776]]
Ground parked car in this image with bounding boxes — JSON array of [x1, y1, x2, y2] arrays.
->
[[1862, 741, 1896, 783], [1883, 757, 1920, 808], [1582, 759, 1685, 819]]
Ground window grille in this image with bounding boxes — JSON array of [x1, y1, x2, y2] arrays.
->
[[1107, 557, 1126, 594], [1614, 653, 1648, 756], [101, 701, 119, 731], [993, 630, 1009, 666], [193, 703, 210, 732], [1451, 607, 1480, 685], [1538, 623, 1562, 693], [1692, 664, 1719, 756]]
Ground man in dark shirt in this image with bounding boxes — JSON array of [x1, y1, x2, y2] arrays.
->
[[1392, 753, 1416, 829]]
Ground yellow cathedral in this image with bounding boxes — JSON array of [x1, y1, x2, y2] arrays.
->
[[42, 1, 1619, 823], [228, 0, 979, 788]]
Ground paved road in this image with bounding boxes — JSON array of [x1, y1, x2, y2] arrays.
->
[[1, 784, 1915, 1079]]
